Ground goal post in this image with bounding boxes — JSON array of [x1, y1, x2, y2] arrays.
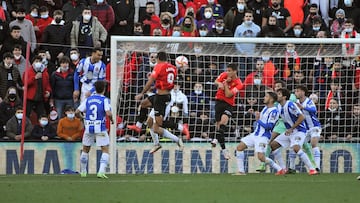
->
[[109, 36, 360, 174]]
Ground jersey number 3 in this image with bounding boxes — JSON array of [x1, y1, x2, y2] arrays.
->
[[89, 104, 98, 120]]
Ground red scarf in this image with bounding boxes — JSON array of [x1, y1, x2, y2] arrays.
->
[[325, 90, 333, 110], [345, 31, 357, 55], [283, 51, 300, 79]]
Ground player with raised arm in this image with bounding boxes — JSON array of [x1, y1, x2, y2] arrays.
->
[[211, 63, 243, 160], [294, 85, 322, 172], [270, 88, 318, 175], [76, 81, 114, 178], [234, 92, 282, 175], [135, 51, 184, 154]]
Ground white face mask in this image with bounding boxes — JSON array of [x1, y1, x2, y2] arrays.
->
[[204, 12, 212, 19], [41, 14, 49, 19], [254, 79, 261, 85], [97, 0, 104, 3], [83, 14, 91, 21], [60, 66, 69, 72], [14, 55, 21, 60], [208, 0, 215, 4], [344, 28, 353, 33], [328, 107, 337, 112], [216, 26, 224, 30], [287, 49, 295, 54], [199, 30, 207, 37], [262, 56, 270, 61], [194, 48, 202, 53], [67, 113, 75, 119], [16, 113, 23, 120], [70, 53, 79, 61], [40, 120, 48, 126], [194, 90, 202, 95], [294, 29, 302, 37], [245, 20, 252, 26], [34, 62, 42, 70], [149, 47, 157, 53], [31, 12, 38, 17], [172, 31, 181, 37], [237, 4, 245, 11], [344, 0, 352, 7], [149, 61, 157, 67]]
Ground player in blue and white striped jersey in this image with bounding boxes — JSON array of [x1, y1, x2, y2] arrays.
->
[[271, 88, 318, 175], [76, 81, 114, 179], [73, 48, 106, 103], [295, 85, 322, 171], [234, 92, 282, 175]]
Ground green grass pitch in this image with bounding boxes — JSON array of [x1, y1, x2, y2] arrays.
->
[[1, 174, 359, 203]]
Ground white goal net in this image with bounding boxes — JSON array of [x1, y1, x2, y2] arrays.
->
[[110, 37, 360, 174]]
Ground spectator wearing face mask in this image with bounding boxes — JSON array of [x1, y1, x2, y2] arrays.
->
[[224, 0, 247, 34], [0, 87, 22, 139], [50, 56, 74, 118], [0, 52, 23, 102], [57, 105, 83, 141], [330, 9, 346, 38], [160, 0, 179, 19], [207, 17, 233, 37], [23, 56, 52, 120], [9, 7, 37, 52], [197, 5, 215, 31], [134, 0, 160, 24], [31, 114, 56, 141], [34, 0, 63, 18], [189, 82, 210, 117], [42, 10, 70, 64], [197, 0, 223, 20], [6, 106, 32, 141], [69, 48, 81, 71], [180, 15, 198, 37], [139, 1, 161, 36], [36, 6, 53, 43], [159, 12, 174, 36]]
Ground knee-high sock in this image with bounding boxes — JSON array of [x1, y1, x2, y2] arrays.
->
[[272, 148, 286, 169], [303, 142, 316, 168], [138, 108, 148, 123], [288, 149, 297, 169], [265, 157, 282, 172], [150, 129, 159, 145], [297, 149, 315, 170], [98, 153, 109, 174], [236, 151, 245, 173], [162, 129, 179, 142], [80, 152, 89, 173], [313, 147, 321, 169], [218, 125, 226, 149]]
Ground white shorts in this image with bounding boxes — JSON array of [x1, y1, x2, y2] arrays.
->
[[306, 127, 322, 138], [274, 130, 306, 149], [241, 133, 269, 153], [80, 83, 93, 103], [82, 131, 109, 147]]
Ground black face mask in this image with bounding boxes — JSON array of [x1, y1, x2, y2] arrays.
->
[[162, 18, 170, 24], [55, 18, 62, 24], [338, 18, 344, 24], [17, 16, 25, 21], [310, 12, 317, 16], [187, 11, 194, 17], [8, 94, 16, 101], [272, 3, 278, 8], [184, 24, 191, 28]]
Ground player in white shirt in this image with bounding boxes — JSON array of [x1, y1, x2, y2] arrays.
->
[[73, 48, 106, 103], [294, 85, 322, 171], [234, 92, 282, 175], [76, 81, 114, 178], [270, 88, 318, 175]]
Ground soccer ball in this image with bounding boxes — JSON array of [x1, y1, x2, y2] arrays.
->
[[175, 55, 189, 68]]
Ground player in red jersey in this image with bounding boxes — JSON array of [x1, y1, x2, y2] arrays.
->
[[135, 51, 184, 153], [211, 63, 243, 160]]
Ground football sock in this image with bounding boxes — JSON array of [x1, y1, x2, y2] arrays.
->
[[313, 147, 321, 169], [265, 145, 272, 157], [303, 142, 316, 168], [289, 149, 296, 169], [80, 152, 89, 173], [162, 129, 179, 142], [218, 125, 226, 150], [236, 151, 245, 173], [149, 129, 159, 145], [272, 148, 286, 169], [265, 157, 282, 171], [138, 108, 148, 123], [98, 153, 109, 174], [297, 149, 315, 170]]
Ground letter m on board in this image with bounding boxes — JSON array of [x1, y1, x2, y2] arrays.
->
[[6, 150, 34, 174]]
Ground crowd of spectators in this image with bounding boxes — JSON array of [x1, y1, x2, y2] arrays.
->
[[0, 0, 359, 142]]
